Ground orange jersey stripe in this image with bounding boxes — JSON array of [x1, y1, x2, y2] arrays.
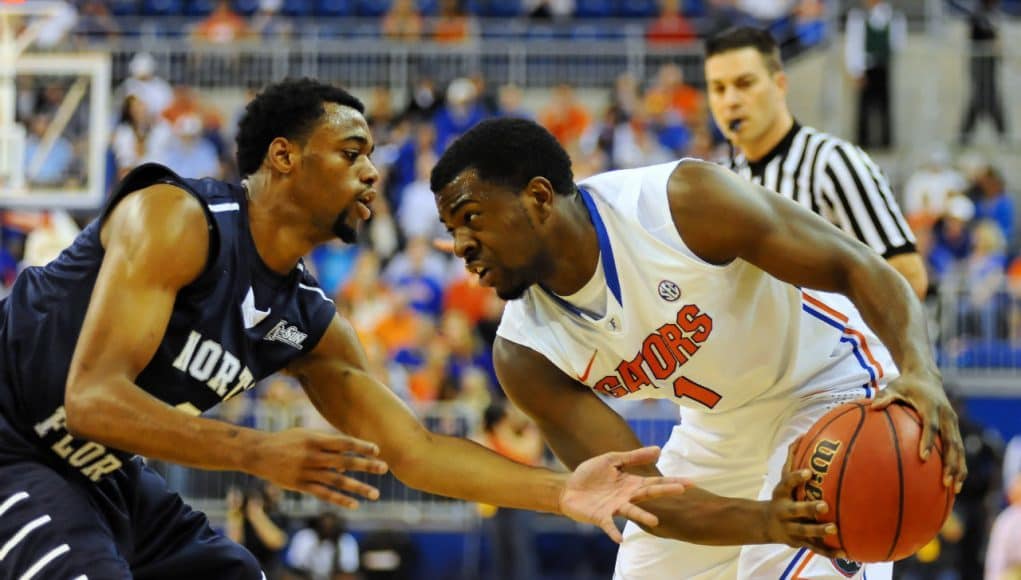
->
[[844, 327, 886, 380], [801, 292, 849, 324], [791, 552, 816, 579]]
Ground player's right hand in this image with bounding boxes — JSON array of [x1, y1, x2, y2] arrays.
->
[[764, 440, 845, 559], [246, 428, 389, 509]]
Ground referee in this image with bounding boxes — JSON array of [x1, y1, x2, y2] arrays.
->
[[703, 27, 928, 298]]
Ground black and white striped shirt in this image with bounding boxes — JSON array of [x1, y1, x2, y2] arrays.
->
[[725, 123, 916, 258]]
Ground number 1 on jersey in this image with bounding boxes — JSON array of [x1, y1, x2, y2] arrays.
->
[[672, 376, 722, 409]]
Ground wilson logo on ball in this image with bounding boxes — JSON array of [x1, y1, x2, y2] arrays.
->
[[805, 439, 841, 501]]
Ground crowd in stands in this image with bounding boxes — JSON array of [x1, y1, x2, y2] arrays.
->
[[54, 0, 829, 47]]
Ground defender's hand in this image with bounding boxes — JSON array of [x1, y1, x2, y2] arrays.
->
[[246, 428, 389, 509], [560, 446, 690, 543], [871, 371, 967, 493]]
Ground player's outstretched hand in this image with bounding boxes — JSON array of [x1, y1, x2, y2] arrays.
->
[[870, 371, 967, 493], [559, 446, 690, 543], [247, 428, 389, 509], [765, 439, 843, 559]]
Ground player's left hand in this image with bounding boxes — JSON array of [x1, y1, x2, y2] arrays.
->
[[870, 370, 967, 493], [559, 446, 690, 543]]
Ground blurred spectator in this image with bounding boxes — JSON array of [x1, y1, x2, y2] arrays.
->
[[643, 64, 703, 124], [475, 402, 543, 580], [250, 0, 294, 39], [287, 512, 360, 580], [359, 530, 418, 580], [735, 0, 794, 24], [903, 148, 968, 234], [382, 0, 424, 41], [527, 0, 574, 19], [963, 221, 1008, 340], [193, 0, 250, 44], [929, 196, 975, 282], [117, 53, 174, 121], [972, 166, 1015, 245], [793, 0, 827, 48], [434, 78, 487, 152], [403, 77, 442, 123], [645, 0, 697, 45], [444, 269, 498, 327], [307, 240, 361, 297], [366, 193, 401, 261], [23, 114, 74, 186], [111, 95, 172, 179], [75, 0, 120, 43], [433, 0, 477, 44], [986, 442, 1021, 580], [408, 337, 453, 402], [367, 86, 396, 130], [611, 73, 642, 121], [21, 210, 80, 268], [496, 84, 533, 119], [951, 0, 1008, 144], [226, 482, 290, 580], [441, 309, 496, 392], [397, 152, 444, 240], [951, 394, 1005, 580], [155, 113, 222, 179], [539, 84, 591, 148], [845, 0, 906, 149], [383, 237, 448, 319]]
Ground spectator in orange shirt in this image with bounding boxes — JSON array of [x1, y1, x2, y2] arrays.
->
[[433, 0, 477, 44], [443, 270, 496, 326], [193, 0, 250, 44], [645, 0, 697, 45], [539, 84, 591, 147], [382, 0, 424, 41], [643, 63, 703, 122]]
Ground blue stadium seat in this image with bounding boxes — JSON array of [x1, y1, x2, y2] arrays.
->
[[141, 0, 184, 16], [616, 0, 657, 17], [570, 22, 622, 40], [184, 0, 216, 16], [525, 23, 558, 40], [574, 0, 615, 18], [356, 0, 392, 16], [682, 0, 705, 17], [281, 0, 313, 15], [233, 0, 260, 15], [416, 0, 439, 15], [108, 0, 140, 15], [316, 0, 355, 16], [481, 0, 522, 17]]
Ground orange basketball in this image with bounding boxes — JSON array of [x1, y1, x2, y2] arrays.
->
[[791, 401, 955, 562]]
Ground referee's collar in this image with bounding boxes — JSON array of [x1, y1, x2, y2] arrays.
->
[[741, 121, 802, 174]]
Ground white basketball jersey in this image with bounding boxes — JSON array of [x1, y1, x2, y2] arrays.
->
[[497, 160, 896, 414]]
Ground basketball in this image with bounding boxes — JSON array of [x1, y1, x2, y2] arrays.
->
[[792, 401, 956, 562]]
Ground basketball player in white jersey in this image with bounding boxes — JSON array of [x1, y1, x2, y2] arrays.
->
[[704, 27, 928, 299], [431, 118, 967, 579]]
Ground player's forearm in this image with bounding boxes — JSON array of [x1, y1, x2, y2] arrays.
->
[[64, 375, 263, 472], [390, 432, 567, 514], [635, 487, 771, 545], [846, 254, 938, 376]]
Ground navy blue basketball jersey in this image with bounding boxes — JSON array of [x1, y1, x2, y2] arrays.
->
[[0, 164, 337, 481]]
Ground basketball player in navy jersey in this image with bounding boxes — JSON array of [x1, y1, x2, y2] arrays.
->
[[0, 79, 689, 580]]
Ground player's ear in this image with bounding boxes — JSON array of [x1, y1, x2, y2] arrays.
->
[[266, 137, 297, 174], [523, 176, 555, 223]]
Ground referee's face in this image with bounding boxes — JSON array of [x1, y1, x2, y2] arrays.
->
[[705, 47, 788, 151]]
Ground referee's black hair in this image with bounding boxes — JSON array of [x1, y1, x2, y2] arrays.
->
[[705, 27, 783, 74]]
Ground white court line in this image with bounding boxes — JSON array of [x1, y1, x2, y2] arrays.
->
[[0, 515, 51, 560], [19, 543, 69, 580], [0, 492, 28, 518]]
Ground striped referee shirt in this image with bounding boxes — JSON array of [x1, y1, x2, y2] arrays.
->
[[725, 122, 916, 258]]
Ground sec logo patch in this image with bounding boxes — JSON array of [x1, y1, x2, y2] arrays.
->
[[658, 280, 681, 302]]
